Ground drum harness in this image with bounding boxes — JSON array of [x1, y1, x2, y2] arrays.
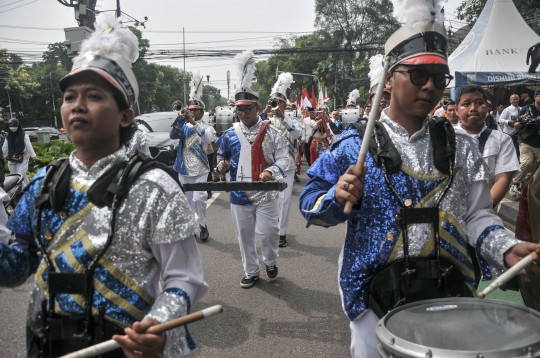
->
[[353, 117, 475, 318], [30, 154, 179, 358]]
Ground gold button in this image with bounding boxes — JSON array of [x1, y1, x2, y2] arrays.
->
[[44, 231, 53, 240], [59, 211, 68, 220], [404, 199, 412, 207], [387, 233, 395, 241]]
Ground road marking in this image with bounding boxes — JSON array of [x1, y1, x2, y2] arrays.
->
[[194, 192, 221, 221]]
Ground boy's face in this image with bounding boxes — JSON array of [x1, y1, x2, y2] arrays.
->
[[61, 74, 133, 150], [457, 91, 487, 131], [386, 64, 446, 121]]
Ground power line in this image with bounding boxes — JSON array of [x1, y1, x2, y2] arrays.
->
[[0, 0, 28, 9], [0, 0, 40, 14]]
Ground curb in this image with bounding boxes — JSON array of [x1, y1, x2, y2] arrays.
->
[[497, 199, 519, 231]]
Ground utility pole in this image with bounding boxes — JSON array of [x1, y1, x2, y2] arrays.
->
[[227, 70, 230, 100], [183, 27, 186, 105], [50, 73, 58, 128], [116, 0, 121, 18], [5, 89, 13, 119]]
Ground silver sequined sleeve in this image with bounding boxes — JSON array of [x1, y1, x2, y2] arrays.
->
[[145, 290, 194, 357], [464, 180, 521, 276], [126, 169, 199, 245]]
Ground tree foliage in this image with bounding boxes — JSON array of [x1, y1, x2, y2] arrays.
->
[[254, 0, 399, 108], [456, 0, 540, 35]]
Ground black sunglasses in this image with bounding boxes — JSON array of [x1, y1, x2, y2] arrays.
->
[[236, 104, 256, 114], [393, 68, 454, 89]]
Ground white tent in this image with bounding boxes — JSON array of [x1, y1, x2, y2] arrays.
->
[[448, 0, 540, 91]]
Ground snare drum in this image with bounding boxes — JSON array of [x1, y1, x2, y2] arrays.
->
[[376, 298, 540, 358]]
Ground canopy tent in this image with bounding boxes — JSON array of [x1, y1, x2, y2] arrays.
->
[[448, 0, 540, 93]]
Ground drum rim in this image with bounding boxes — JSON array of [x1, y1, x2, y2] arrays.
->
[[376, 297, 540, 358]]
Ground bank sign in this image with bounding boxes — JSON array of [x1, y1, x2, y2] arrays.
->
[[455, 71, 540, 87]]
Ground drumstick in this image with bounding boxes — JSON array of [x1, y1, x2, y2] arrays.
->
[[60, 305, 223, 358], [343, 56, 391, 214], [478, 252, 537, 299]]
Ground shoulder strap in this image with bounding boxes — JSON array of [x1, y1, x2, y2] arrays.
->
[[87, 154, 183, 208], [478, 128, 492, 154], [352, 120, 402, 173], [428, 116, 456, 175], [35, 157, 71, 211]]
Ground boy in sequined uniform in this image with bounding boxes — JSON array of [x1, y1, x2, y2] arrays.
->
[[299, 3, 540, 357], [0, 17, 208, 357]]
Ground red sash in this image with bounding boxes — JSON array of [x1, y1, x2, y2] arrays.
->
[[251, 121, 269, 181]]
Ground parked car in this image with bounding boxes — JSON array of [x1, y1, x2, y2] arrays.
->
[[135, 112, 179, 167], [25, 127, 61, 142]]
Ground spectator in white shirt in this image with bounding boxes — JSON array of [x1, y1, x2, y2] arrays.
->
[[499, 94, 521, 157], [455, 85, 520, 207]]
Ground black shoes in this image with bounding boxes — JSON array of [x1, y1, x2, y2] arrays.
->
[[279, 235, 288, 247], [294, 174, 300, 182], [266, 265, 278, 281], [240, 275, 259, 288], [200, 225, 209, 241]]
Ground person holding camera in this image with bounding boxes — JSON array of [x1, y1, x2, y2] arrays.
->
[[2, 118, 38, 187], [510, 88, 540, 198]]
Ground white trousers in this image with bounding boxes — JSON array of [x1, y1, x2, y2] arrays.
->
[[178, 173, 208, 227], [278, 169, 295, 236], [231, 199, 279, 276], [8, 157, 29, 187], [349, 309, 379, 358]]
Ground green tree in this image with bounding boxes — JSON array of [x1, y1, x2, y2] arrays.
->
[[456, 0, 540, 35]]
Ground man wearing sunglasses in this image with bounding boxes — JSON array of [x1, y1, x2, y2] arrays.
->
[[216, 50, 289, 288], [299, 8, 540, 358]]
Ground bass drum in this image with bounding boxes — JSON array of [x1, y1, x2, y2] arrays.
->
[[376, 297, 540, 358], [215, 106, 235, 135], [341, 108, 361, 128]]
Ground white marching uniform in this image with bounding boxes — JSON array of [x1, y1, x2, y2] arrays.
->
[[216, 119, 289, 276], [270, 115, 302, 236]]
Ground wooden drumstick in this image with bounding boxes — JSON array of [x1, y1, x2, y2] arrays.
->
[[60, 305, 223, 358], [478, 252, 537, 299], [344, 56, 391, 214]]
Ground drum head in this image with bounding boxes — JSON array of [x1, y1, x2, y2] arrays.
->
[[377, 298, 540, 358]]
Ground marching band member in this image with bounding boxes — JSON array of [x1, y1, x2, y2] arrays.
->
[[262, 73, 302, 247], [0, 16, 208, 357], [170, 74, 216, 241], [308, 107, 333, 165], [345, 89, 359, 109], [299, 1, 540, 357], [216, 50, 289, 288]]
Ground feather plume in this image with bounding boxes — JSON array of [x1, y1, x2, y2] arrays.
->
[[189, 71, 204, 101], [271, 72, 294, 96], [73, 15, 139, 64], [394, 0, 445, 30], [234, 50, 256, 91], [368, 54, 385, 85], [347, 89, 360, 104]]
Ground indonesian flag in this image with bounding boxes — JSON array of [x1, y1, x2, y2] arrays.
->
[[318, 87, 324, 107], [311, 86, 317, 108], [301, 87, 311, 108], [324, 88, 330, 102]]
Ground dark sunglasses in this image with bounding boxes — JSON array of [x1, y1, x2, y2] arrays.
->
[[393, 68, 454, 89], [236, 105, 256, 114]]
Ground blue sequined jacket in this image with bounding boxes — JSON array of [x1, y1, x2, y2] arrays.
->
[[299, 112, 521, 321], [0, 148, 208, 357], [170, 116, 216, 177], [216, 118, 289, 206]]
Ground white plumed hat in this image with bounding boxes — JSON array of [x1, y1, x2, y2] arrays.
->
[[270, 72, 294, 102], [233, 50, 259, 105]]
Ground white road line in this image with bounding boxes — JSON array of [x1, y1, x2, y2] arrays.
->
[[194, 192, 221, 221]]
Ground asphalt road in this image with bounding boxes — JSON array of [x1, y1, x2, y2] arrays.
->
[[0, 171, 351, 357]]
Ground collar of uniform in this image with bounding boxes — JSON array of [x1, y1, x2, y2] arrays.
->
[[457, 123, 487, 139], [239, 117, 263, 134], [69, 146, 127, 183], [379, 108, 430, 143]]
